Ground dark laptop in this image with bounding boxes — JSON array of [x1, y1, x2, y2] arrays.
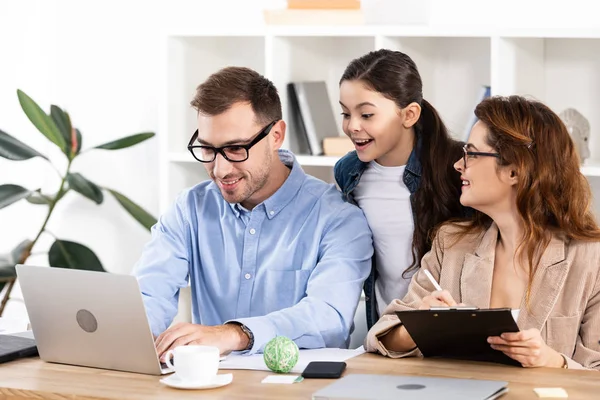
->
[[0, 334, 38, 364]]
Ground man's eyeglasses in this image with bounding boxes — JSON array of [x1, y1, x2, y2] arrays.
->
[[462, 144, 500, 169], [187, 120, 278, 163]]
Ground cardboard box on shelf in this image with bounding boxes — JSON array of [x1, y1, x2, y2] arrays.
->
[[323, 137, 355, 156]]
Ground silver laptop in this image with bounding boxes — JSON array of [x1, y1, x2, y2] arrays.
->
[[16, 265, 173, 375], [312, 374, 508, 400]]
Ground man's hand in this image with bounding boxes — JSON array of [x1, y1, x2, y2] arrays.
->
[[488, 328, 566, 368], [155, 322, 249, 361]]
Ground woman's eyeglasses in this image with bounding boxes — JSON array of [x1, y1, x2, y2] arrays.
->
[[462, 144, 500, 169]]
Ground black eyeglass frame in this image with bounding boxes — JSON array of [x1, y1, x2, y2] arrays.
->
[[187, 120, 278, 163], [462, 144, 501, 169]]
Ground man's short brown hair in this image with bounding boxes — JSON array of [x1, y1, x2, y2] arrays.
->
[[190, 66, 282, 125]]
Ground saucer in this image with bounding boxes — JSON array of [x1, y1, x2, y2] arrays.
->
[[160, 373, 233, 390]]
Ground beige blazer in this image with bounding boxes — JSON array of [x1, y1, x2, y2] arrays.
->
[[365, 223, 600, 370]]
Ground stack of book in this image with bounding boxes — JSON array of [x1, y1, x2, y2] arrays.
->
[[288, 81, 353, 156]]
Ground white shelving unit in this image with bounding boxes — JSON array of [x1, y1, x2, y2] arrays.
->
[[160, 26, 600, 213]]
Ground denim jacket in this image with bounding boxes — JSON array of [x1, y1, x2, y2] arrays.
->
[[334, 138, 423, 330]]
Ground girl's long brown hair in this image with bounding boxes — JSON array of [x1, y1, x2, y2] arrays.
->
[[448, 95, 600, 296]]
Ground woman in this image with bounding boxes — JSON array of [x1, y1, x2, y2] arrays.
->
[[335, 49, 466, 328], [365, 95, 600, 370]]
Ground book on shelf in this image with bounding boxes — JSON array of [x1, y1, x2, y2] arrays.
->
[[287, 0, 360, 9], [463, 85, 491, 141], [287, 82, 312, 155], [288, 81, 340, 156]]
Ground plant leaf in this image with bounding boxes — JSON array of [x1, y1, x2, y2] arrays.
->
[[0, 184, 32, 209], [108, 189, 156, 231], [74, 128, 82, 155], [0, 129, 48, 161], [50, 105, 73, 156], [0, 265, 17, 293], [0, 240, 31, 292], [17, 89, 67, 153], [48, 240, 105, 271], [0, 240, 32, 267], [26, 189, 53, 205], [67, 173, 103, 204], [93, 132, 154, 150], [11, 239, 33, 265]]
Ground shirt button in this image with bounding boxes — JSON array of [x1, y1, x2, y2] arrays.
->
[[244, 273, 251, 280], [249, 228, 256, 235], [269, 211, 275, 215]]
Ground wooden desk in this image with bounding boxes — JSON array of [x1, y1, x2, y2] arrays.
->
[[0, 354, 597, 399]]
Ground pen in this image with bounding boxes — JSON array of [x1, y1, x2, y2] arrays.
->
[[423, 269, 443, 291]]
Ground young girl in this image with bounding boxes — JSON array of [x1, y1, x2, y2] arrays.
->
[[366, 95, 600, 370], [335, 49, 466, 328]]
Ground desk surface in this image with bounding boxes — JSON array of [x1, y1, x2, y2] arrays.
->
[[0, 354, 597, 399]]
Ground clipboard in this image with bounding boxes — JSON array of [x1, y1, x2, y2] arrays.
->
[[395, 308, 521, 366]]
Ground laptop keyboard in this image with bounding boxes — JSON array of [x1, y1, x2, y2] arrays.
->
[[0, 335, 38, 363]]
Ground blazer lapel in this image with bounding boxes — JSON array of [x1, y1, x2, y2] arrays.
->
[[460, 224, 499, 308], [517, 235, 568, 331]]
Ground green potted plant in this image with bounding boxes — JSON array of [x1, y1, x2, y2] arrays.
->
[[0, 90, 157, 315]]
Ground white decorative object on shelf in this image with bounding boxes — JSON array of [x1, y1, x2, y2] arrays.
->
[[559, 108, 590, 165]]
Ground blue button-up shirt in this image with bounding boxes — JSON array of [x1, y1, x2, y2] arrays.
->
[[134, 150, 373, 354]]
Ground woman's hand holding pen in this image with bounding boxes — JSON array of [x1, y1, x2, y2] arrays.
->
[[418, 290, 460, 309], [419, 269, 463, 309]]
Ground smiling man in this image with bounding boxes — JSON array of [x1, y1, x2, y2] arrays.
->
[[133, 67, 373, 359]]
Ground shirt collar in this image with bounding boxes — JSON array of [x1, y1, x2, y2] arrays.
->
[[263, 150, 305, 219], [227, 149, 306, 219], [229, 202, 248, 219]]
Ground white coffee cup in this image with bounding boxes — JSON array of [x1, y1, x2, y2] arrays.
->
[[164, 345, 220, 382]]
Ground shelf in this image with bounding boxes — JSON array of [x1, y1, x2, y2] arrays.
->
[[168, 152, 600, 174], [295, 155, 341, 167], [168, 152, 341, 167], [161, 29, 600, 213], [165, 26, 600, 40], [581, 162, 600, 177]]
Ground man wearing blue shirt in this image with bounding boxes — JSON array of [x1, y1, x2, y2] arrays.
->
[[134, 66, 373, 359]]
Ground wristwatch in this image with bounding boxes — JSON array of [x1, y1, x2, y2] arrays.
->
[[228, 322, 254, 351]]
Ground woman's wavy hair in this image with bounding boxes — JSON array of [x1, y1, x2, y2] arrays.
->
[[340, 49, 464, 277], [447, 95, 600, 297]]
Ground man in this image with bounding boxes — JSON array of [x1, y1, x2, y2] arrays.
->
[[134, 66, 373, 359]]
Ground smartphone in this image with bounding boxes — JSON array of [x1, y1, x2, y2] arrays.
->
[[301, 361, 346, 379]]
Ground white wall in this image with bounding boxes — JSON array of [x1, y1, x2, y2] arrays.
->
[[1, 0, 599, 319]]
